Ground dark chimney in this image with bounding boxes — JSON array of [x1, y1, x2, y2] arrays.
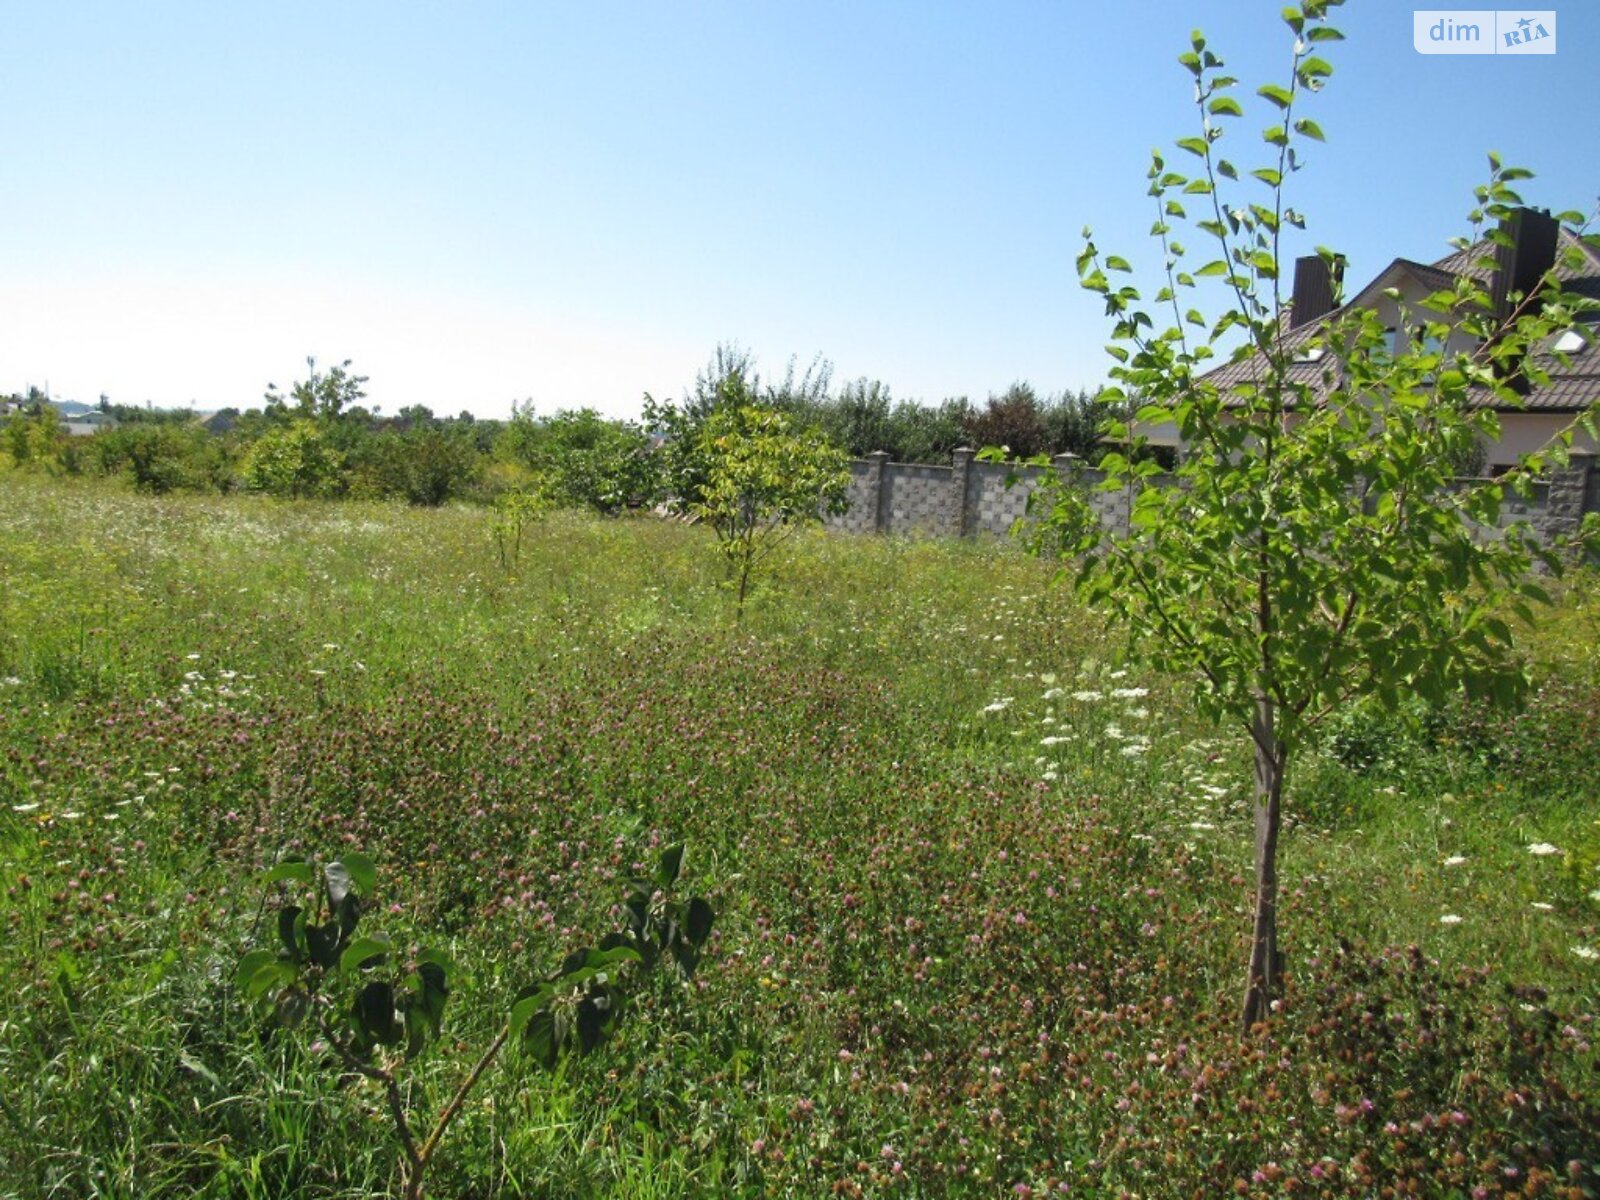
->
[[1491, 207, 1559, 322], [1289, 254, 1344, 329]]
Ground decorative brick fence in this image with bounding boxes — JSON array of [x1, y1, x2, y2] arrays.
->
[[823, 448, 1598, 545]]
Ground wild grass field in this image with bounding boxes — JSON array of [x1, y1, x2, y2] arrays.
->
[[1, 475, 1597, 1199]]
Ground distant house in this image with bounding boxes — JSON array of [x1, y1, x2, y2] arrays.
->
[[62, 410, 119, 437], [1146, 207, 1598, 474]]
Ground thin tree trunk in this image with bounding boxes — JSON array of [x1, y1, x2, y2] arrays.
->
[[1240, 701, 1286, 1032]]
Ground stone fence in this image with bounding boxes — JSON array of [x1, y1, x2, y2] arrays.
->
[[822, 447, 1599, 545]]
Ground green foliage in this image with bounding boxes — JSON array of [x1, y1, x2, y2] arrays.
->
[[490, 486, 553, 569], [962, 382, 1050, 459], [689, 402, 850, 617], [1014, 0, 1597, 1029], [497, 406, 660, 514], [375, 425, 480, 507], [241, 843, 714, 1200], [3, 404, 70, 471], [91, 423, 232, 494], [240, 419, 347, 499], [2, 479, 1598, 1196], [264, 357, 369, 423]]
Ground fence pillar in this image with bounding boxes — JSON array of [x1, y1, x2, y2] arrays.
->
[[1546, 449, 1595, 546], [950, 446, 974, 537], [865, 450, 889, 533]]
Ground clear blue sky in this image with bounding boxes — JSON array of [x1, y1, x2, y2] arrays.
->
[[3, 2, 1594, 420]]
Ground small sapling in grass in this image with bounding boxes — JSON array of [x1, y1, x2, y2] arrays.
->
[[238, 842, 715, 1200]]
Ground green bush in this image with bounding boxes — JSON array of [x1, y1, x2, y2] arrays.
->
[[240, 419, 347, 498]]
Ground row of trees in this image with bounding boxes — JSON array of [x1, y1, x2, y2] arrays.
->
[[3, 353, 1118, 507]]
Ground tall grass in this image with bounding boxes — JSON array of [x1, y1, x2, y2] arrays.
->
[[0, 475, 1595, 1197]]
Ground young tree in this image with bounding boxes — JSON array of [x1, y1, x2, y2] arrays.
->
[[265, 356, 369, 423], [1018, 1, 1596, 1030], [690, 402, 850, 620], [964, 382, 1050, 459]]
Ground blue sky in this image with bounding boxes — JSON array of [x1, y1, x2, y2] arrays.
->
[[3, 3, 1594, 420]]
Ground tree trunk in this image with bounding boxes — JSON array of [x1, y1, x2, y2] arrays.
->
[[736, 559, 751, 623], [1240, 701, 1286, 1032]]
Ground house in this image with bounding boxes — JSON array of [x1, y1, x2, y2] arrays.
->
[[62, 410, 119, 437], [1150, 207, 1599, 474]]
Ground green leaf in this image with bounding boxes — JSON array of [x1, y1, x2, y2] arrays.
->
[[277, 906, 305, 962], [1251, 168, 1282, 187], [523, 1008, 560, 1070], [340, 935, 390, 975], [1196, 260, 1230, 278], [356, 981, 401, 1046], [236, 949, 276, 990], [1175, 136, 1210, 158], [1294, 118, 1325, 142], [1257, 83, 1294, 109], [305, 921, 341, 969], [261, 858, 314, 888], [509, 986, 552, 1040], [1208, 96, 1243, 118], [338, 852, 377, 896], [656, 842, 685, 888], [576, 993, 610, 1053], [245, 960, 296, 1001], [685, 896, 715, 945], [416, 961, 449, 1033]]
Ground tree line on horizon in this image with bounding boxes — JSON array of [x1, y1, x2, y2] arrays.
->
[[1, 346, 1121, 508]]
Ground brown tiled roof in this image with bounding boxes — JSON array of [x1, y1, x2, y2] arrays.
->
[[1196, 228, 1600, 412]]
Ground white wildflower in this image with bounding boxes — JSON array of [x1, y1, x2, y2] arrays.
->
[[1443, 855, 1467, 867], [11, 803, 39, 813], [1071, 691, 1104, 703], [1439, 913, 1463, 925], [1573, 946, 1598, 961], [1110, 687, 1149, 700], [1527, 843, 1562, 857], [1531, 902, 1555, 912]]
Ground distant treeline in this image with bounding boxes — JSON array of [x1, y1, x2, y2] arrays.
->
[[2, 347, 1120, 508]]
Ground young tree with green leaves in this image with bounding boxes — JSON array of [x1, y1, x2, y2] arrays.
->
[[264, 356, 369, 423], [239, 845, 713, 1200], [1015, 0, 1597, 1030], [689, 401, 850, 620]]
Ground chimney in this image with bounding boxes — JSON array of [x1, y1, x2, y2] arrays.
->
[[1491, 206, 1559, 323], [1289, 254, 1344, 329]]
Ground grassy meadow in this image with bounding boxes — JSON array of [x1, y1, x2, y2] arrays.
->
[[1, 474, 1597, 1198]]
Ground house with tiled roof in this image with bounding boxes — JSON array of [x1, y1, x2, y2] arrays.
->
[[1154, 207, 1599, 475]]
